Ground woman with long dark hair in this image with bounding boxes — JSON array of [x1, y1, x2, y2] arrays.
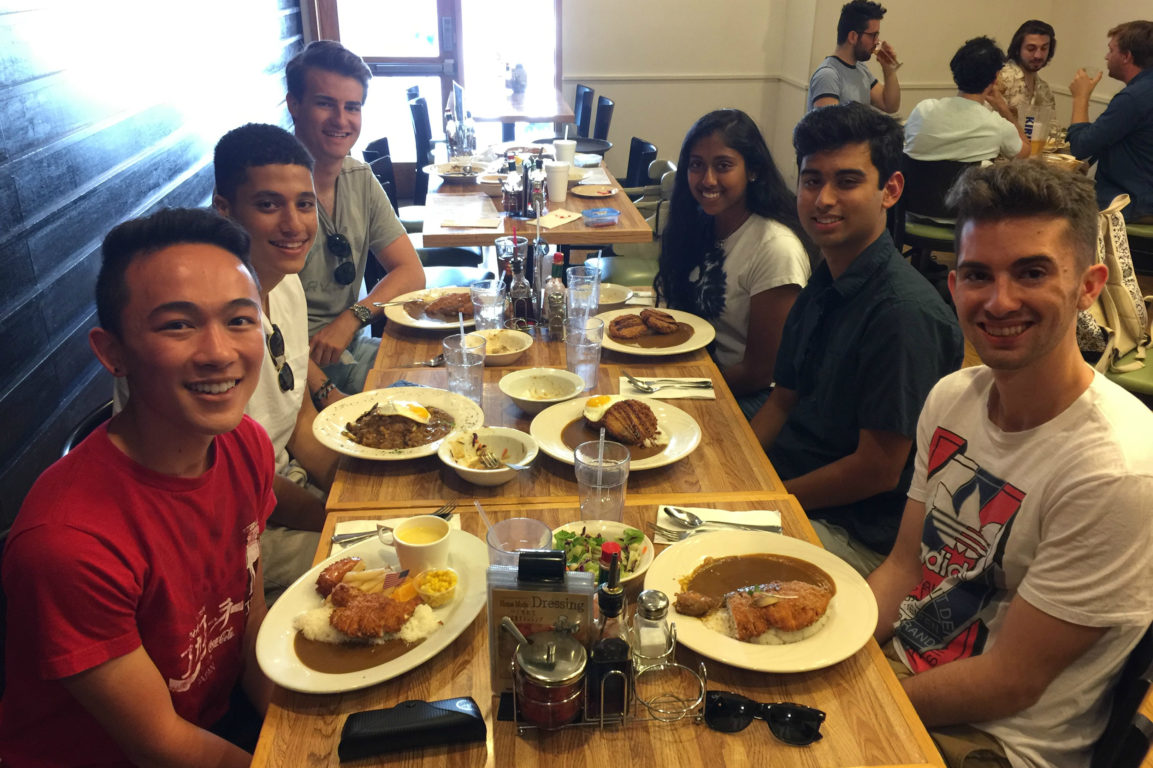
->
[[655, 109, 814, 417]]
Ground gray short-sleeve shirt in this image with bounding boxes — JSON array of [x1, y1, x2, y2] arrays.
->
[[808, 56, 876, 112]]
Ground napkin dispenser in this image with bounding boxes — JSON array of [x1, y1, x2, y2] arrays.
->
[[337, 697, 486, 761]]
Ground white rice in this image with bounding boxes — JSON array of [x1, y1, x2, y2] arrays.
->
[[701, 603, 830, 645], [293, 603, 441, 645]]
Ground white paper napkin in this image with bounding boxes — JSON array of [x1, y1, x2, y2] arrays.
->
[[577, 169, 611, 185], [653, 505, 782, 544], [330, 514, 462, 556], [619, 377, 716, 400]]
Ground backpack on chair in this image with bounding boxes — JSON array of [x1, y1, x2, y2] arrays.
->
[[1077, 195, 1153, 373]]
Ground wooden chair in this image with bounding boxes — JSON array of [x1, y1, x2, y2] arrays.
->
[[593, 96, 614, 141], [1091, 624, 1153, 768], [891, 155, 976, 275]]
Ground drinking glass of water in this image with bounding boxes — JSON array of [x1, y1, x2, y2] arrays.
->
[[566, 265, 600, 326], [443, 333, 486, 406], [470, 279, 505, 331], [565, 317, 604, 391]]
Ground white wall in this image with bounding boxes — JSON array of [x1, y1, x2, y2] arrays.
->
[[563, 0, 1148, 185]]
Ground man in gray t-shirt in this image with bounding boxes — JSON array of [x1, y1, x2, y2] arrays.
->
[[808, 0, 901, 113]]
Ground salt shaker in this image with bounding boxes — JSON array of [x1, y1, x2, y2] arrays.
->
[[630, 589, 675, 672]]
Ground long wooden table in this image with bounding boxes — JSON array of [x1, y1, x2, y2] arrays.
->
[[421, 167, 652, 248], [252, 313, 944, 768]]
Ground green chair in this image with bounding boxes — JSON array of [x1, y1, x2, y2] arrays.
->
[[1104, 348, 1153, 405], [892, 155, 977, 275], [1128, 222, 1153, 275]]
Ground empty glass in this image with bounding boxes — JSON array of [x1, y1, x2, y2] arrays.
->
[[565, 317, 604, 391], [470, 279, 505, 331], [443, 333, 485, 405], [565, 265, 600, 326]]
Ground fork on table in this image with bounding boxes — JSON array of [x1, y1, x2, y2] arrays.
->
[[400, 353, 445, 368], [624, 372, 713, 394], [329, 500, 458, 545], [646, 521, 782, 541]]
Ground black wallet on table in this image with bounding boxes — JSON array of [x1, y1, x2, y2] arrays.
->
[[337, 697, 487, 762]]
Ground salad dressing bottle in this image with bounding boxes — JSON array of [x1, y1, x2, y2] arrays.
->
[[587, 552, 631, 719]]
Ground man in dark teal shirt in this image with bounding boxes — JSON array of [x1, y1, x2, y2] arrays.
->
[[1068, 21, 1153, 222], [752, 104, 963, 574]]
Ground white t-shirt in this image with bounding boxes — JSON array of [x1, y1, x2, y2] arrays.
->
[[894, 367, 1153, 768], [711, 214, 810, 369], [903, 96, 1022, 162], [111, 275, 309, 476]]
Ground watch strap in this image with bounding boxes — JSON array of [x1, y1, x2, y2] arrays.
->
[[349, 303, 373, 327]]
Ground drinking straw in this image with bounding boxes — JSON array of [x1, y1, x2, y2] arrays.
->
[[564, 124, 569, 140], [473, 499, 494, 532], [458, 312, 465, 337], [597, 427, 606, 487]]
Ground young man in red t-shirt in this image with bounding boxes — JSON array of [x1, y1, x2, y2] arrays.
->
[[0, 208, 276, 766]]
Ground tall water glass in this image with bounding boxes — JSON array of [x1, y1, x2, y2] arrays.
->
[[565, 317, 604, 391], [574, 440, 630, 522], [470, 279, 505, 331], [443, 333, 486, 406], [566, 265, 600, 326]]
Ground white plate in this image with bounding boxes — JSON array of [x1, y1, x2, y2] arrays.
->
[[313, 387, 484, 460], [595, 307, 716, 357], [423, 162, 481, 184], [571, 184, 618, 198], [528, 396, 701, 470], [255, 530, 488, 693], [551, 520, 654, 586], [384, 287, 475, 330], [644, 530, 877, 673]]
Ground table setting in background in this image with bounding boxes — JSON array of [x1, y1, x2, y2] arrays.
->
[[251, 259, 943, 766]]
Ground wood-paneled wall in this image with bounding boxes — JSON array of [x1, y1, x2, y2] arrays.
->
[[0, 0, 306, 528]]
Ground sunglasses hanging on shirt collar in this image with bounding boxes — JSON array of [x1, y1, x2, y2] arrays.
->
[[328, 232, 355, 285], [266, 324, 295, 393], [703, 691, 825, 745]]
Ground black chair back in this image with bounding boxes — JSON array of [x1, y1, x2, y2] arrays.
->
[[573, 84, 594, 139], [62, 400, 113, 457], [593, 96, 614, 141], [362, 136, 391, 165], [368, 156, 401, 215], [891, 155, 975, 251], [1091, 623, 1153, 768], [624, 138, 658, 188], [409, 97, 435, 205]]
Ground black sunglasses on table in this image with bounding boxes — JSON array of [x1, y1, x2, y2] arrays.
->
[[704, 691, 825, 745], [327, 232, 355, 285], [266, 324, 294, 393]]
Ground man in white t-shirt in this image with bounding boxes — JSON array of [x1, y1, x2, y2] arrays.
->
[[869, 160, 1153, 768], [905, 37, 1029, 163]]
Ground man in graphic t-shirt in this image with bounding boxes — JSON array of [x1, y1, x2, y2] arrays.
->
[[869, 160, 1153, 768], [0, 209, 276, 766]]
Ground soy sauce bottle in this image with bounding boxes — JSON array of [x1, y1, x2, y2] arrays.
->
[[587, 552, 631, 719]]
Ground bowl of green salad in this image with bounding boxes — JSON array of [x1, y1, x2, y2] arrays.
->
[[551, 520, 654, 586]]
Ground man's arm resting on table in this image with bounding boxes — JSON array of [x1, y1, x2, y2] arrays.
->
[[287, 386, 339, 492], [901, 596, 1107, 726], [308, 235, 426, 367], [61, 648, 254, 768], [869, 498, 929, 643], [750, 385, 799, 450], [269, 473, 326, 532], [784, 428, 912, 511]]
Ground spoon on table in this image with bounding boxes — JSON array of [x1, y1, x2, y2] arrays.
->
[[663, 505, 782, 532], [624, 373, 713, 394]]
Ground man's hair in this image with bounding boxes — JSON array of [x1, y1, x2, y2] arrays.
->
[[1007, 20, 1056, 65], [285, 40, 372, 102], [96, 209, 254, 337], [837, 0, 886, 45], [793, 102, 903, 188], [1109, 21, 1153, 68], [945, 159, 1098, 271], [951, 37, 1007, 94], [214, 123, 314, 204]]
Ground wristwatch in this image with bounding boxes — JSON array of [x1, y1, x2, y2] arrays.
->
[[349, 302, 373, 327]]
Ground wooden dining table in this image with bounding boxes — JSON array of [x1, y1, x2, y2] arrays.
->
[[251, 312, 945, 768], [468, 86, 575, 142], [420, 167, 652, 250]]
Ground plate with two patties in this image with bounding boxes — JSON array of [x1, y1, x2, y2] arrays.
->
[[528, 395, 701, 470], [595, 307, 715, 356]]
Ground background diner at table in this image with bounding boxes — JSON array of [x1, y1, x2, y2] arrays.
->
[[5, 3, 1153, 767]]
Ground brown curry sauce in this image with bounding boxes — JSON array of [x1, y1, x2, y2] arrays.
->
[[679, 554, 836, 599]]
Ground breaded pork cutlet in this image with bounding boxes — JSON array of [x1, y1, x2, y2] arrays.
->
[[726, 580, 832, 640]]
